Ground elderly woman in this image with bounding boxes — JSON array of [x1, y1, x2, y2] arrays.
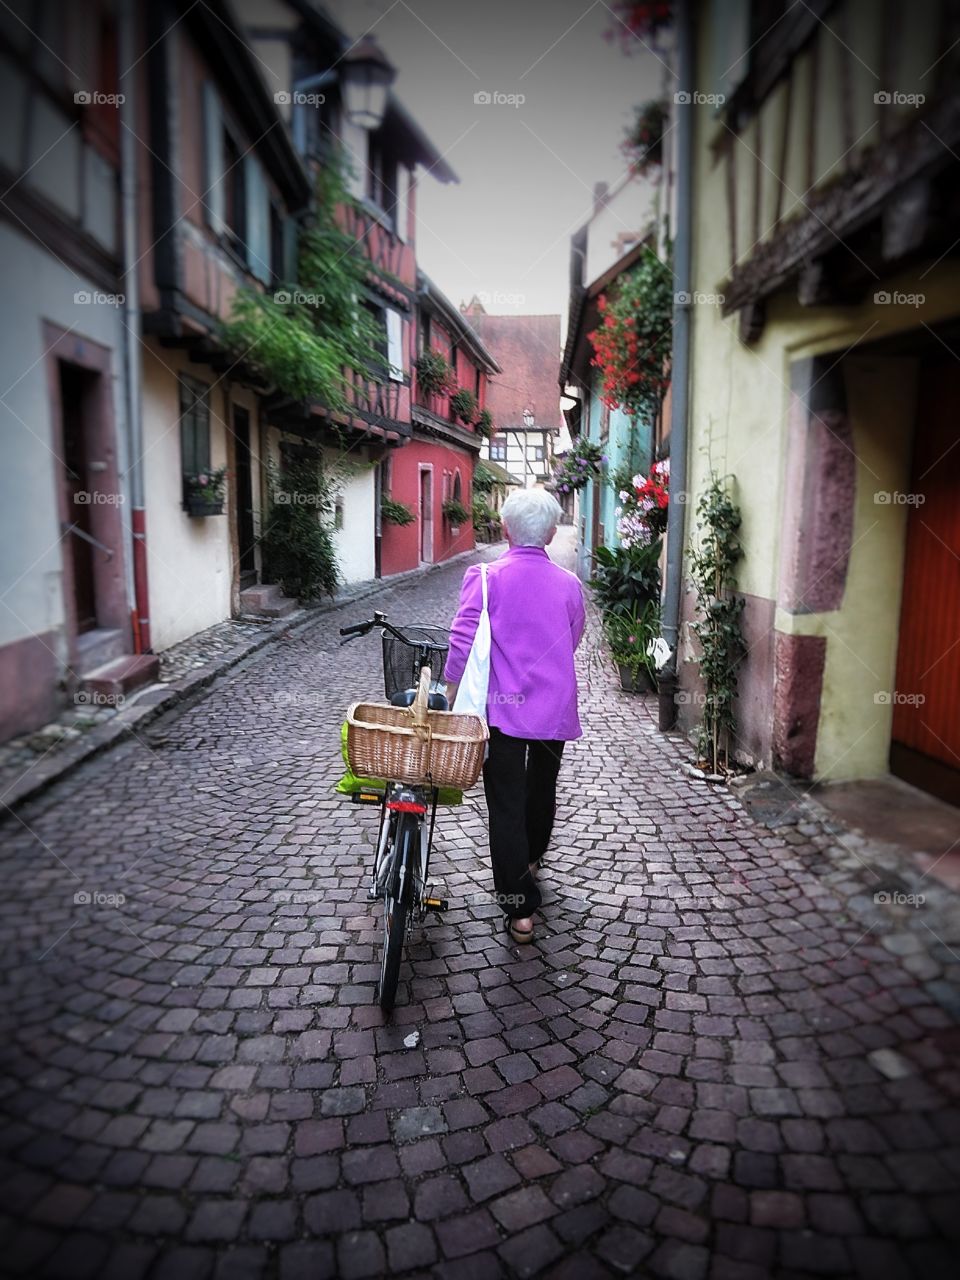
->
[[444, 488, 585, 944]]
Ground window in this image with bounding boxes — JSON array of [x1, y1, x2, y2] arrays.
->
[[222, 127, 246, 257], [490, 440, 506, 461], [452, 471, 462, 503], [179, 376, 211, 480], [532, 445, 544, 462], [367, 134, 399, 229], [386, 309, 404, 382], [362, 299, 389, 378], [600, 401, 610, 442]]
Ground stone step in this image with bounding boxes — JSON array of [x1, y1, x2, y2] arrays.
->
[[239, 583, 298, 618], [78, 654, 161, 706], [75, 627, 127, 671]]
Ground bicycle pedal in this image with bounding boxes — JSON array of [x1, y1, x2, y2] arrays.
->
[[424, 896, 448, 913], [353, 790, 383, 805]]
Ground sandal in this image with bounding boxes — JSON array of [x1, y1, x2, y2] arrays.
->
[[504, 915, 535, 945]]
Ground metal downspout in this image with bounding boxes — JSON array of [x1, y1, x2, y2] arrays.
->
[[120, 0, 150, 651], [660, 0, 694, 727]]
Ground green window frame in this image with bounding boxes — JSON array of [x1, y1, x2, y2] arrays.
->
[[179, 375, 211, 481]]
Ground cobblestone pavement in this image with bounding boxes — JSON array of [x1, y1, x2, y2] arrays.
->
[[1, 530, 958, 1280]]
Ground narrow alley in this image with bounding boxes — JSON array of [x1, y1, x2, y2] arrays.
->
[[0, 530, 957, 1280]]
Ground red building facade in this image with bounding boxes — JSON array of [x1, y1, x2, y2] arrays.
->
[[379, 272, 500, 576]]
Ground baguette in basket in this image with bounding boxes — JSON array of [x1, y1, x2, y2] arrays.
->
[[346, 666, 488, 790]]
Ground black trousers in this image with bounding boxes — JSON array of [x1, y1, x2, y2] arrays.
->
[[482, 727, 565, 919]]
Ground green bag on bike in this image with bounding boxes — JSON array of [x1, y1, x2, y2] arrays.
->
[[334, 722, 463, 805]]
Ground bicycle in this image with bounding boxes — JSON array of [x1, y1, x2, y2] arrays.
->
[[339, 610, 453, 1013]]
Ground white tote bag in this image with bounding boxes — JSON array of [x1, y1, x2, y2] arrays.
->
[[452, 563, 491, 721]]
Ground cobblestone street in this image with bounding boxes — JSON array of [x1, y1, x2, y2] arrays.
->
[[1, 532, 958, 1280]]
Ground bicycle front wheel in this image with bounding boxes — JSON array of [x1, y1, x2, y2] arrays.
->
[[379, 815, 414, 1013]]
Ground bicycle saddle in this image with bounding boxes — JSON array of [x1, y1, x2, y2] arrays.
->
[[390, 689, 449, 711]]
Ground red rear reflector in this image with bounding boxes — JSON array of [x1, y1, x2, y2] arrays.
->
[[386, 800, 427, 813]]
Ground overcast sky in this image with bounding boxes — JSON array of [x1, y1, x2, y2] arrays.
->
[[323, 0, 666, 330]]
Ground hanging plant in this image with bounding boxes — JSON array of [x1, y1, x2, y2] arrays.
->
[[551, 438, 606, 494], [442, 497, 471, 526], [475, 408, 494, 438], [615, 457, 669, 547], [588, 248, 673, 424], [381, 496, 415, 526], [416, 349, 456, 397], [689, 474, 746, 775], [220, 152, 383, 408], [622, 99, 667, 172], [450, 387, 478, 424], [605, 1, 674, 50]]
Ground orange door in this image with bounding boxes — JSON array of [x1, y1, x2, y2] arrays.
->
[[891, 363, 960, 803]]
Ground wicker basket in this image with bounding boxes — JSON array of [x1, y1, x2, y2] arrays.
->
[[347, 666, 488, 789]]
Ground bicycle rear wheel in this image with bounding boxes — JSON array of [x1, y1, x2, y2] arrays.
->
[[379, 814, 415, 1013]]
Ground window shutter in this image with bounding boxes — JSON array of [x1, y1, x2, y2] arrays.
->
[[282, 214, 299, 281], [244, 154, 272, 284], [202, 82, 224, 234], [386, 309, 403, 382]]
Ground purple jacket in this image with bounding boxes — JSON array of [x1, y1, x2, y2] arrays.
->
[[444, 546, 586, 741]]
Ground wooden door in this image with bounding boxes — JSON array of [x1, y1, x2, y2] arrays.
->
[[419, 468, 433, 563], [231, 406, 256, 587], [60, 363, 98, 633], [891, 362, 960, 803]]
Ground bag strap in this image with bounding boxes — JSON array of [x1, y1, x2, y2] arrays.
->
[[480, 562, 488, 611]]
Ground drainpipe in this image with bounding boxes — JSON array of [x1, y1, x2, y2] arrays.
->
[[659, 0, 694, 730], [120, 0, 150, 652]]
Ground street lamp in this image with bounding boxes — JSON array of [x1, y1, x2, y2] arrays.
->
[[340, 35, 396, 131]]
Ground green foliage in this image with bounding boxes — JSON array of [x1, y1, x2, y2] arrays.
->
[[442, 497, 471, 526], [475, 408, 493, 438], [381, 496, 415, 526], [472, 495, 497, 530], [220, 151, 383, 407], [450, 388, 478, 424], [415, 349, 456, 396], [604, 600, 660, 682], [588, 542, 661, 619], [261, 451, 339, 601], [689, 474, 746, 773], [473, 461, 496, 495]]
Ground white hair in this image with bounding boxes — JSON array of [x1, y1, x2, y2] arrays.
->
[[500, 487, 563, 547]]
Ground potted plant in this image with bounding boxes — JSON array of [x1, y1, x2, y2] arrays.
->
[[442, 497, 470, 535], [415, 349, 456, 398], [380, 496, 415, 526], [183, 466, 227, 516], [450, 388, 478, 424], [604, 601, 660, 692]]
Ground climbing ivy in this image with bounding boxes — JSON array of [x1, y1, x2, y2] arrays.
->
[[689, 474, 745, 774]]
